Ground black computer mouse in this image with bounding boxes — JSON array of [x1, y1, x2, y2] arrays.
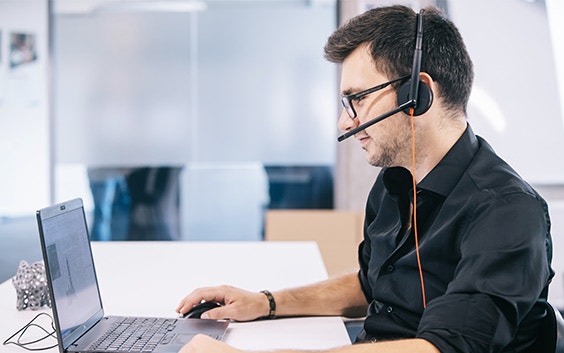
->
[[183, 301, 221, 319]]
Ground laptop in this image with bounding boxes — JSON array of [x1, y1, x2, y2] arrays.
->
[[36, 198, 229, 353]]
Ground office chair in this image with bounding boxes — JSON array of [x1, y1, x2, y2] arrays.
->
[[525, 301, 564, 353], [552, 302, 564, 353]]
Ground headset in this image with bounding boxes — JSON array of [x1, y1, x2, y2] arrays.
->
[[407, 9, 430, 309], [337, 9, 433, 142], [397, 10, 433, 116]]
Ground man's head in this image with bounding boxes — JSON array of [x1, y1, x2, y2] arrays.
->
[[324, 5, 473, 115], [325, 5, 473, 169]]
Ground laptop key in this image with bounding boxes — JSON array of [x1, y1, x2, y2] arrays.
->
[[160, 333, 176, 345]]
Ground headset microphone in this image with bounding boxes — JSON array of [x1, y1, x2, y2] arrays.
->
[[337, 101, 413, 142], [337, 11, 432, 142]]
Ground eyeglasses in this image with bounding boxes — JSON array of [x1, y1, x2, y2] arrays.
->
[[340, 75, 410, 119]]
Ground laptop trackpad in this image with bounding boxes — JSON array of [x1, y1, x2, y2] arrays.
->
[[153, 334, 195, 353], [171, 334, 195, 345]]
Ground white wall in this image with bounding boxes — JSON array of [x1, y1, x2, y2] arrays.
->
[[450, 0, 564, 185], [0, 0, 50, 216], [544, 0, 564, 309], [546, 0, 564, 132]]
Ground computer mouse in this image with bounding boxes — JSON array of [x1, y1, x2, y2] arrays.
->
[[183, 301, 221, 319]]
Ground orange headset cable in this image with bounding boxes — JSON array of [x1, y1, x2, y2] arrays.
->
[[410, 107, 427, 309]]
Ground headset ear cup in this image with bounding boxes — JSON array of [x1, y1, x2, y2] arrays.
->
[[397, 81, 433, 116]]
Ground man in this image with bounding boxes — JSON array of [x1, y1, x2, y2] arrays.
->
[[177, 5, 554, 353]]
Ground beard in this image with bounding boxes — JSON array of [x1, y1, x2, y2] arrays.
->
[[365, 119, 413, 168], [366, 140, 401, 167]]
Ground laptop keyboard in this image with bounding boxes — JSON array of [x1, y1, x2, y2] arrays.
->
[[89, 317, 178, 352]]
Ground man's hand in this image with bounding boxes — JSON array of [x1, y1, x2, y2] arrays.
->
[[176, 285, 269, 321], [177, 273, 369, 321], [179, 334, 242, 353]]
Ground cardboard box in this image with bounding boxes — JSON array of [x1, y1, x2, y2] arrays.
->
[[265, 210, 364, 277]]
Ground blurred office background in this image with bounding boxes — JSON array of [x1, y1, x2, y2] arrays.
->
[[1, 0, 564, 304]]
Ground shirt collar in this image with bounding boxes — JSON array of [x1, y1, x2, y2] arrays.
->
[[418, 124, 479, 197]]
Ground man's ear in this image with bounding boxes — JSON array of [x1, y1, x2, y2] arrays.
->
[[396, 72, 434, 116]]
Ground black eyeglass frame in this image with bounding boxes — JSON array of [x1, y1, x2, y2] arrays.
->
[[340, 74, 411, 119]]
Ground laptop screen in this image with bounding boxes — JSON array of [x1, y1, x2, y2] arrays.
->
[[37, 199, 104, 349]]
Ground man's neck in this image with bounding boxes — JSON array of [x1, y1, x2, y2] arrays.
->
[[409, 117, 467, 183]]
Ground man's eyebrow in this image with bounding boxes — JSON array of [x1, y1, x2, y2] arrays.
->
[[341, 88, 355, 96], [342, 83, 369, 96]]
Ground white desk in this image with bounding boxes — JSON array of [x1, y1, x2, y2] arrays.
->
[[0, 241, 351, 352]]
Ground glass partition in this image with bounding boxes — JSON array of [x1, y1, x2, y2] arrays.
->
[[51, 0, 337, 241]]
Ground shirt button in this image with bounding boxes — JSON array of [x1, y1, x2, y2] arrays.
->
[[386, 264, 394, 272], [386, 306, 393, 313]]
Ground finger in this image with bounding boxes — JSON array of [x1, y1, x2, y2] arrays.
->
[[202, 301, 261, 322], [200, 307, 232, 320], [177, 293, 207, 314], [177, 289, 210, 311], [177, 287, 230, 314]]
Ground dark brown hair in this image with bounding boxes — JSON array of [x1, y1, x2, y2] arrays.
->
[[324, 5, 473, 113]]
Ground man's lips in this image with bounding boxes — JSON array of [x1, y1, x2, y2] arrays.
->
[[356, 135, 370, 147]]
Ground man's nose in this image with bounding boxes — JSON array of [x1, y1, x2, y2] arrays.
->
[[337, 110, 359, 132]]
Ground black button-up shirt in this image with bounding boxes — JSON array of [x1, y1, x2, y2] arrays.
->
[[357, 125, 554, 353]]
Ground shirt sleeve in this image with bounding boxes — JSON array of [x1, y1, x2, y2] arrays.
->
[[358, 238, 373, 302], [416, 191, 552, 353]]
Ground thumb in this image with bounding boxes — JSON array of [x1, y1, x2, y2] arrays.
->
[[201, 307, 231, 320]]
